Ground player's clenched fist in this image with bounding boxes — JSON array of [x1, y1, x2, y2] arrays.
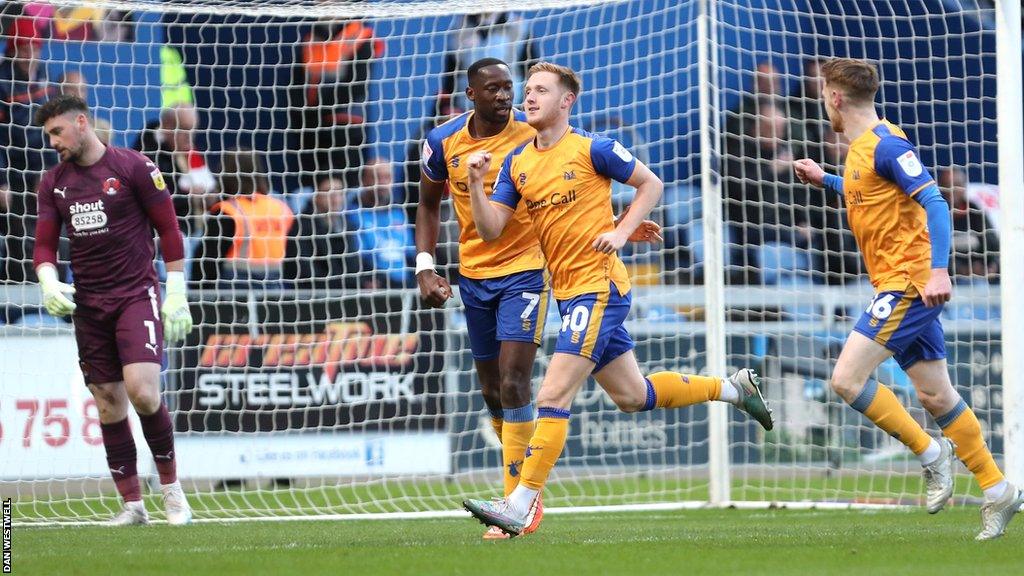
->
[[793, 158, 826, 188], [466, 151, 492, 184], [161, 271, 193, 344], [37, 264, 77, 316], [417, 270, 452, 308]]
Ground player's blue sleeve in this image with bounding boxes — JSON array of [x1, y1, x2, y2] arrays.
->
[[590, 136, 637, 183], [874, 136, 948, 268], [914, 184, 951, 270], [490, 153, 521, 210], [823, 173, 844, 196], [420, 130, 447, 182], [874, 136, 936, 197]]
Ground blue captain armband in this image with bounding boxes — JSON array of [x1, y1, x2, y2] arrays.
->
[[823, 173, 844, 196]]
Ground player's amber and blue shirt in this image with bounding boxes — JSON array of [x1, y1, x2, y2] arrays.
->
[[421, 110, 542, 280], [491, 126, 636, 300], [422, 110, 547, 361], [827, 119, 953, 368], [837, 119, 944, 293], [490, 127, 639, 370]]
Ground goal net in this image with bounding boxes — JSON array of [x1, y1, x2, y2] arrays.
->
[[0, 0, 1012, 524]]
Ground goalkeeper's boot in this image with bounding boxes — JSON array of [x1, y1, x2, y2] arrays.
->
[[728, 369, 774, 431], [464, 497, 526, 538], [976, 483, 1024, 541], [923, 438, 955, 514], [521, 494, 544, 536], [161, 481, 193, 525], [108, 500, 149, 526]]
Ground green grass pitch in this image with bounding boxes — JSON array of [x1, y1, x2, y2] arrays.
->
[[14, 507, 1023, 575]]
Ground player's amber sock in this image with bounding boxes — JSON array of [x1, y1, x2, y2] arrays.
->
[[139, 402, 178, 485], [100, 417, 141, 502], [501, 404, 535, 496], [519, 407, 570, 491], [938, 399, 1004, 491], [850, 379, 932, 456], [641, 372, 722, 410], [488, 407, 503, 443]]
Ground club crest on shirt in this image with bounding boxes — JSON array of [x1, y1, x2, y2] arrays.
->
[[104, 177, 121, 196]]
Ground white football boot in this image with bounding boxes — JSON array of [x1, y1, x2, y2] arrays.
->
[[108, 500, 149, 526], [161, 481, 193, 525], [923, 438, 955, 514]]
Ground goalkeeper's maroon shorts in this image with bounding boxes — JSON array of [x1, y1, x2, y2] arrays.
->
[[72, 286, 164, 385]]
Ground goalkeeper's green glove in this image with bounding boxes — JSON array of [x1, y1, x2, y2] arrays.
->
[[37, 265, 76, 317], [161, 271, 193, 344]]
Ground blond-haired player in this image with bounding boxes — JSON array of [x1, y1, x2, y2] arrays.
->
[[460, 62, 773, 536], [794, 57, 1021, 541]]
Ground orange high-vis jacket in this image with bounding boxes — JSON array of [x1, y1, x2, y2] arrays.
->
[[213, 194, 295, 268], [303, 21, 384, 84]]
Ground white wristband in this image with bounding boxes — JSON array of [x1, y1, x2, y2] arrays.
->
[[415, 252, 436, 275]]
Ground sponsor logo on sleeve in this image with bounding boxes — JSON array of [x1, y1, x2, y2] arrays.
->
[[896, 150, 923, 177], [147, 162, 167, 190], [611, 141, 634, 162], [421, 141, 433, 167]]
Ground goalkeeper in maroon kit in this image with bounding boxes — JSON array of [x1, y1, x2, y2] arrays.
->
[[32, 95, 194, 525]]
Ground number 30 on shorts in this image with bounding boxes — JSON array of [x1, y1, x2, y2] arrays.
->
[[560, 305, 590, 333], [866, 293, 896, 319]]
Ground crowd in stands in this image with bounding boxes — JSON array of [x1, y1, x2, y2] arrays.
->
[[0, 3, 1003, 317], [717, 58, 1001, 289]]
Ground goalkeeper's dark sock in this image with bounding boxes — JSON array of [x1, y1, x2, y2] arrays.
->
[[139, 402, 178, 485], [101, 417, 141, 502]]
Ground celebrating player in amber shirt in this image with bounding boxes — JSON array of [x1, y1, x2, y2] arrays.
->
[[32, 95, 193, 526], [460, 63, 772, 537], [794, 58, 1021, 540], [417, 58, 549, 539]]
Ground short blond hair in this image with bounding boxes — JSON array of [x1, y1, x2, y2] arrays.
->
[[820, 58, 880, 104], [528, 62, 581, 97]]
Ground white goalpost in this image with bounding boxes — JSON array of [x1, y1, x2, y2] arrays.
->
[[0, 0, 1020, 525]]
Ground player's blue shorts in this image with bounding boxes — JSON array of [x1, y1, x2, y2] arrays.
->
[[460, 269, 549, 361], [853, 285, 946, 370], [554, 281, 635, 372]]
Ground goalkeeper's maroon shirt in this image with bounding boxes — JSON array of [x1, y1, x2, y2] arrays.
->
[[32, 146, 184, 305]]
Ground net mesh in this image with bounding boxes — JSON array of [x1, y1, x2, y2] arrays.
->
[[0, 0, 1004, 523]]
